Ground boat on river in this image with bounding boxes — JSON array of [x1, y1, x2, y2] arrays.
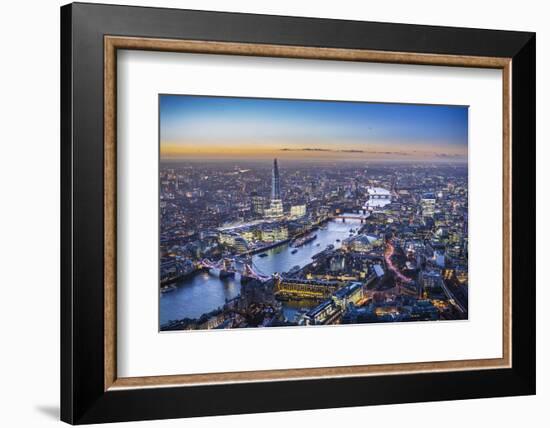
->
[[288, 265, 301, 274], [291, 233, 317, 248], [160, 284, 177, 294]]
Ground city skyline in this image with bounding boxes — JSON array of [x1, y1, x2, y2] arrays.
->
[[160, 95, 468, 162], [159, 94, 468, 331]]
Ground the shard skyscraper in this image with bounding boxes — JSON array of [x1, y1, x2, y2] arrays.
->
[[266, 158, 283, 218], [271, 158, 281, 200]]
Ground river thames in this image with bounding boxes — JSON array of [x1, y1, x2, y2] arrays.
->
[[160, 218, 362, 325]]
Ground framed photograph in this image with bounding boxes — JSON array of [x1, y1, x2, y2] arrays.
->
[[61, 2, 536, 424]]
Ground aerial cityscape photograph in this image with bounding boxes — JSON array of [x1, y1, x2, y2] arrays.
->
[[159, 95, 469, 332]]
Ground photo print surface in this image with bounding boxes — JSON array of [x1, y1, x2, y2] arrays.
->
[[159, 95, 469, 332]]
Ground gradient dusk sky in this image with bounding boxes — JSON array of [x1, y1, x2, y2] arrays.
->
[[160, 95, 468, 162]]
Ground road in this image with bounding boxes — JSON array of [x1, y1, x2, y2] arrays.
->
[[384, 241, 412, 283]]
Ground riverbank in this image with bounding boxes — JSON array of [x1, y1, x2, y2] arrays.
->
[[242, 237, 292, 256], [160, 217, 362, 325], [161, 266, 207, 287], [241, 217, 331, 257]]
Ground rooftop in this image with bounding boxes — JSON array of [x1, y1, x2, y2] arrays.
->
[[305, 299, 335, 317], [334, 282, 363, 299], [367, 187, 391, 196]]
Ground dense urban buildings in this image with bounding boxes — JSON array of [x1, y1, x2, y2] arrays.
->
[[159, 158, 469, 331], [159, 94, 469, 331]]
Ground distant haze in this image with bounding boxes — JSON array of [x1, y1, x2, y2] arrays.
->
[[160, 95, 468, 163]]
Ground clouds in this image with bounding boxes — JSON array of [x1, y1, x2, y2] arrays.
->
[[278, 147, 466, 160], [160, 95, 468, 162], [280, 148, 334, 152]]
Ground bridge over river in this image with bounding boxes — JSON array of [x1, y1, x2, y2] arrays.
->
[[160, 217, 363, 324], [333, 212, 370, 223]]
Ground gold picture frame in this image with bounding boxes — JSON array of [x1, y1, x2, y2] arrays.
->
[[103, 36, 512, 391]]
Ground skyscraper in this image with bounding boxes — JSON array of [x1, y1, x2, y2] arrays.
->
[[421, 193, 436, 218], [251, 192, 267, 216], [265, 158, 284, 218], [271, 158, 281, 200]]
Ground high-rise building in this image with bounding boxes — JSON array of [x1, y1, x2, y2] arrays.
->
[[329, 254, 346, 272], [290, 204, 306, 218], [265, 158, 284, 218], [421, 193, 436, 218], [251, 193, 267, 216], [420, 270, 443, 289], [260, 225, 288, 242], [271, 158, 281, 200]]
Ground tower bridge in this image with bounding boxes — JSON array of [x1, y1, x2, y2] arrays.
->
[[199, 258, 271, 282]]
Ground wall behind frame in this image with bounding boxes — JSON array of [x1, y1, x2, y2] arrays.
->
[[0, 1, 545, 427]]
